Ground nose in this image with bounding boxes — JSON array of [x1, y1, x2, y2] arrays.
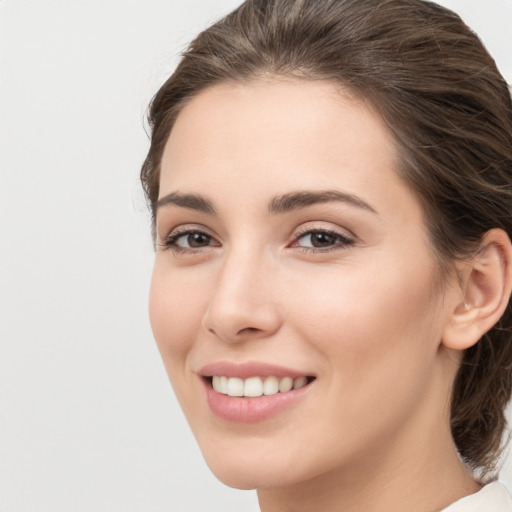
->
[[201, 251, 282, 344]]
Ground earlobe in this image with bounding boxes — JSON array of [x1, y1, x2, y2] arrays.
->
[[442, 229, 512, 351]]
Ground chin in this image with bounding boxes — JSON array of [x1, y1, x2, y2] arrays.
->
[[197, 436, 324, 491], [210, 467, 258, 491], [198, 444, 272, 489], [205, 460, 293, 491]]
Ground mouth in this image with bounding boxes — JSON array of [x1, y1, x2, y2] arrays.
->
[[206, 375, 316, 398], [199, 361, 316, 422]]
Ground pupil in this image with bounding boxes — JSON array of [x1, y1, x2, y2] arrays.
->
[[188, 233, 209, 247], [311, 232, 335, 247]]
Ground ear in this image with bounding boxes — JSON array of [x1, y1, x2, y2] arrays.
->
[[442, 229, 512, 351]]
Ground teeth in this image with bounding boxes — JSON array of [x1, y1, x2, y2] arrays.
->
[[227, 377, 244, 397], [211, 375, 310, 397], [219, 376, 228, 394], [244, 377, 263, 397], [278, 376, 293, 392], [293, 376, 308, 389], [212, 376, 229, 394], [263, 376, 279, 395]]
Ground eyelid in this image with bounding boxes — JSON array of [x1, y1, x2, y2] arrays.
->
[[159, 224, 221, 252], [289, 223, 356, 252], [158, 222, 356, 254], [160, 223, 213, 240], [292, 222, 356, 241]]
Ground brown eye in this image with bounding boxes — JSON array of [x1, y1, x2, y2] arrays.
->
[[186, 232, 212, 248], [165, 230, 217, 250], [308, 232, 338, 247], [295, 230, 355, 250]]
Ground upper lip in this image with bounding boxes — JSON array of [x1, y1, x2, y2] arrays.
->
[[198, 361, 314, 379]]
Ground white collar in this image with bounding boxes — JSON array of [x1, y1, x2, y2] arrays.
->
[[441, 482, 512, 511]]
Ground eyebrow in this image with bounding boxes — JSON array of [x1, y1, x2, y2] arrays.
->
[[156, 192, 216, 214], [156, 189, 377, 216], [269, 190, 377, 214]]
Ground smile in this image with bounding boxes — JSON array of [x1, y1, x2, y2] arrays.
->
[[210, 375, 312, 397], [199, 362, 316, 422]]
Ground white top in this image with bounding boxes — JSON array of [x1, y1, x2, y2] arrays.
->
[[441, 482, 512, 511]]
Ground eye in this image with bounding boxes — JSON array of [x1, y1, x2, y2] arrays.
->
[[163, 228, 219, 252], [292, 229, 355, 251]]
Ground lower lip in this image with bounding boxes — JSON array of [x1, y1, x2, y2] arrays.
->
[[204, 379, 313, 423]]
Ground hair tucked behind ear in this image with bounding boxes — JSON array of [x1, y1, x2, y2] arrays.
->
[[141, 0, 512, 477]]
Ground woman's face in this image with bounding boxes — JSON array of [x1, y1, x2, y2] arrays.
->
[[150, 79, 460, 489]]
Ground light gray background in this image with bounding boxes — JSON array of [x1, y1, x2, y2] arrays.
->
[[0, 1, 511, 511]]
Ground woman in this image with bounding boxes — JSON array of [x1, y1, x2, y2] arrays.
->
[[141, 0, 512, 510]]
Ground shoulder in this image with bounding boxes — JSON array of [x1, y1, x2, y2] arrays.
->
[[441, 482, 512, 512]]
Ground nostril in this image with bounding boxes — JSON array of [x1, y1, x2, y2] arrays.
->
[[202, 303, 281, 343], [239, 327, 260, 334]]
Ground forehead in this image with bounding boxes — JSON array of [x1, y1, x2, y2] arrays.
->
[[160, 79, 400, 194], [160, 79, 416, 222]]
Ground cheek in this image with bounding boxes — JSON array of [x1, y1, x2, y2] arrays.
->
[[290, 260, 431, 334], [287, 257, 441, 395], [277, 263, 443, 468], [148, 261, 207, 361]]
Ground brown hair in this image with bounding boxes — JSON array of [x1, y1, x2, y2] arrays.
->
[[141, 0, 512, 476]]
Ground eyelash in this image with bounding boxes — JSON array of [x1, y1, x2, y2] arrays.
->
[[292, 228, 355, 253], [160, 226, 355, 254], [161, 227, 217, 254]]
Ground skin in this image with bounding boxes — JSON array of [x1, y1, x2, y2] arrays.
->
[[149, 79, 482, 512]]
